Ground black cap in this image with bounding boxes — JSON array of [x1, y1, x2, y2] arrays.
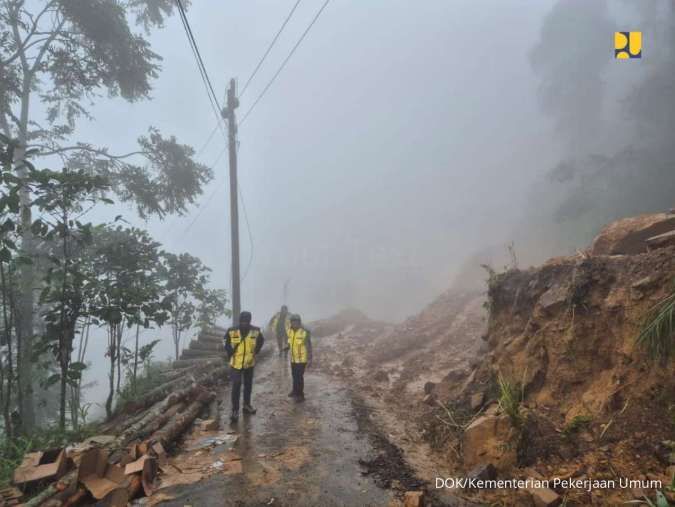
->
[[239, 311, 252, 323], [290, 314, 301, 322]]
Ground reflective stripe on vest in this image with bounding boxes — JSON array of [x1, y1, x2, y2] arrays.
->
[[229, 329, 259, 369], [288, 328, 308, 364]]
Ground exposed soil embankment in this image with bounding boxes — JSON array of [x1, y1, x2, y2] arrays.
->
[[421, 214, 675, 506], [315, 212, 675, 506]]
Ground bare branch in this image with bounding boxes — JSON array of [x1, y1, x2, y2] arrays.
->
[[30, 17, 66, 75], [31, 144, 147, 160], [19, 1, 57, 47]]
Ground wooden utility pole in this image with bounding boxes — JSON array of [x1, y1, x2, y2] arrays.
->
[[223, 79, 241, 326]]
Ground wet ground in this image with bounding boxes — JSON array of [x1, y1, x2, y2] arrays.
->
[[158, 355, 397, 506]]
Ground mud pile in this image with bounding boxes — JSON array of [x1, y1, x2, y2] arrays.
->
[[424, 213, 675, 506], [313, 289, 485, 401]]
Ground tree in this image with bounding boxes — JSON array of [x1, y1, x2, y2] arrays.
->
[[0, 0, 210, 431], [89, 226, 169, 419], [195, 287, 229, 331], [33, 166, 111, 431], [0, 133, 44, 436], [159, 252, 209, 361]]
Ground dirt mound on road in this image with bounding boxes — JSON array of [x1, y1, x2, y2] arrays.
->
[[314, 289, 486, 400], [309, 307, 387, 338]]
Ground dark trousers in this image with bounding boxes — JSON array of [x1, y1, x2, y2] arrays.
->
[[291, 362, 306, 396], [230, 367, 254, 413]]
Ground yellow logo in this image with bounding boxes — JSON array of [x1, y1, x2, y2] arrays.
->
[[615, 32, 641, 59]]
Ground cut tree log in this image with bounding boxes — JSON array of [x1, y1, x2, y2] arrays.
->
[[127, 474, 142, 501], [180, 348, 225, 360], [23, 470, 78, 507], [127, 365, 227, 414], [172, 357, 220, 369], [62, 487, 88, 506], [123, 364, 216, 415], [149, 390, 215, 447], [118, 401, 187, 446], [189, 339, 223, 352]]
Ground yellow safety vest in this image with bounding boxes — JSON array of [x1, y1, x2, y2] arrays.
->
[[228, 328, 260, 370], [288, 328, 309, 364]]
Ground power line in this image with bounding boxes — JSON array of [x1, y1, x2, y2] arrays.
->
[[180, 145, 228, 236], [239, 0, 332, 126], [195, 123, 219, 158], [239, 0, 303, 98], [239, 183, 254, 282], [171, 1, 255, 293], [174, 0, 227, 137]]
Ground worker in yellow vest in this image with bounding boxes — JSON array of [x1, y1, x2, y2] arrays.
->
[[224, 311, 265, 422], [287, 314, 312, 402], [269, 305, 291, 356]]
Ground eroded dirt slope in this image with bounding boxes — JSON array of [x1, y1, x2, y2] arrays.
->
[[313, 212, 675, 507]]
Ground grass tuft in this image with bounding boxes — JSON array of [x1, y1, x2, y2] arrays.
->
[[636, 291, 675, 361], [497, 374, 523, 427]]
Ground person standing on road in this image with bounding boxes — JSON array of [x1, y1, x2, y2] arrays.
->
[[224, 311, 265, 422], [287, 314, 312, 402], [269, 305, 291, 356]]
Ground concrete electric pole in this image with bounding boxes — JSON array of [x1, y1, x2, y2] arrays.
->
[[223, 78, 241, 326]]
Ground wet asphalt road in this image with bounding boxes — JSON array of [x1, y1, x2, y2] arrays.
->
[[159, 354, 395, 507]]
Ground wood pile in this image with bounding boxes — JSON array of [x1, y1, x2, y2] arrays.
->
[[12, 327, 228, 506]]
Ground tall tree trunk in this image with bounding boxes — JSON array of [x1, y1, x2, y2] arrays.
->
[[70, 317, 89, 431], [115, 322, 123, 394], [133, 323, 140, 386], [0, 263, 14, 438], [173, 297, 180, 361], [59, 358, 67, 432], [106, 325, 116, 420], [14, 63, 36, 433], [58, 205, 69, 433]]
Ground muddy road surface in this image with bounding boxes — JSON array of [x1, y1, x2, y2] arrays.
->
[[157, 355, 401, 506]]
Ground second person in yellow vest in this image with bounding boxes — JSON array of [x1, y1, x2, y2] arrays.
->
[[287, 314, 312, 402]]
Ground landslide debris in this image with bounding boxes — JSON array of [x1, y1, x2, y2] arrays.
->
[[425, 213, 675, 506], [315, 211, 675, 506]]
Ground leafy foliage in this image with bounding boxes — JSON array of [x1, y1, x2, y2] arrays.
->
[[160, 252, 213, 359], [0, 0, 212, 217], [0, 0, 207, 433], [87, 225, 170, 418], [196, 287, 230, 331]]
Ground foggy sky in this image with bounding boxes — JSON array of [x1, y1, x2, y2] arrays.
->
[[88, 0, 558, 322], [54, 0, 654, 412]]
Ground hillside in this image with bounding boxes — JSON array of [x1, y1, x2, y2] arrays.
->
[[314, 212, 675, 506]]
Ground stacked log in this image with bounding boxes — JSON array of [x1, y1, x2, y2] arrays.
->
[[17, 326, 228, 506]]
